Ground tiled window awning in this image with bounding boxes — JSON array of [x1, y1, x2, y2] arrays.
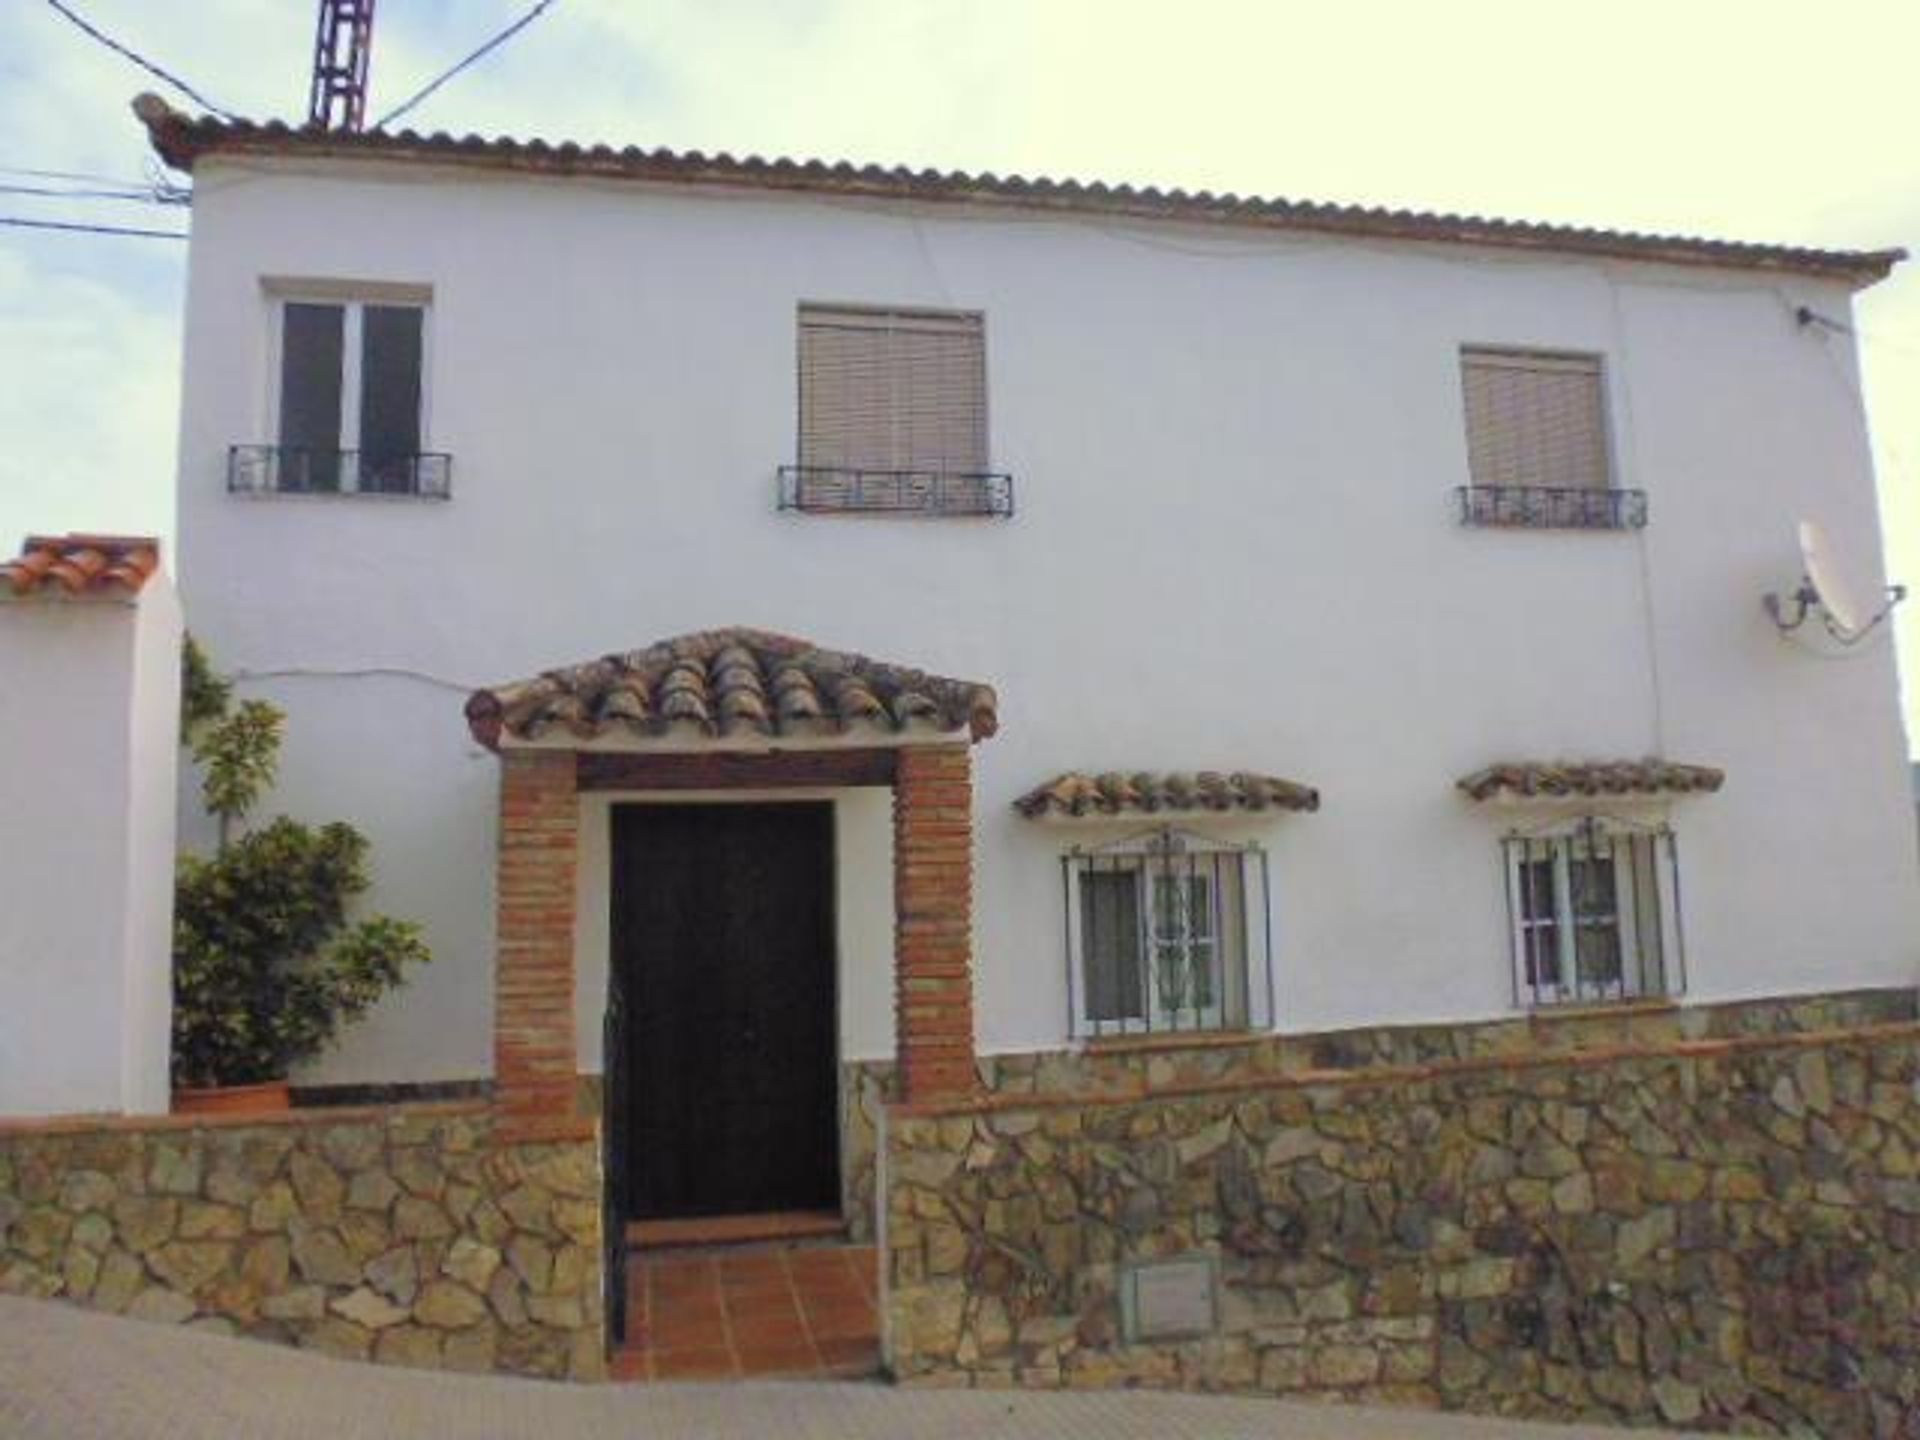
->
[[1, 534, 160, 598], [465, 628, 997, 750], [1457, 760, 1725, 803], [1014, 771, 1320, 820]]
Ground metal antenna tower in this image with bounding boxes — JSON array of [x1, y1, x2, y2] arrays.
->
[[308, 0, 376, 131]]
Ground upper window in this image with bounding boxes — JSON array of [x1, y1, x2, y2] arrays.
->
[[1456, 347, 1644, 530], [231, 289, 448, 498], [1063, 829, 1271, 1039], [1504, 820, 1682, 1007], [781, 304, 1011, 517]]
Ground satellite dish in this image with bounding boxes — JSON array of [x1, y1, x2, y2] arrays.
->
[[1765, 518, 1906, 646], [1800, 521, 1870, 635]]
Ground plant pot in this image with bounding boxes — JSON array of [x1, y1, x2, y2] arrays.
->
[[172, 1080, 293, 1116]]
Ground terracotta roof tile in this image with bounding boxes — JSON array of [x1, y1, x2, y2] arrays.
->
[[1014, 771, 1320, 819], [465, 628, 996, 749], [0, 534, 160, 599], [1457, 760, 1725, 803], [132, 96, 1902, 287]]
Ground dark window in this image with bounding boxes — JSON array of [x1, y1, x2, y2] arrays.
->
[[359, 305, 423, 492], [278, 302, 345, 492], [1080, 870, 1144, 1024]]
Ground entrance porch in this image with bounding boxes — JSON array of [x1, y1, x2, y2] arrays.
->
[[464, 629, 998, 1366]]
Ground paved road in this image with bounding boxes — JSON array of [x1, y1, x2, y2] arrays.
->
[[0, 1296, 1674, 1439]]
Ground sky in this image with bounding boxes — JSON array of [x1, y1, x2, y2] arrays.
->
[[3, 0, 1918, 748]]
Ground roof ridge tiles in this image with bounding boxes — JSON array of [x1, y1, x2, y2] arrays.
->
[[130, 94, 1902, 287]]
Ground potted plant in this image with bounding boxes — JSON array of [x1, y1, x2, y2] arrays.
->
[[171, 639, 430, 1113]]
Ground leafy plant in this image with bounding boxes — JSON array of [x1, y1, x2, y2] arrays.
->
[[171, 642, 430, 1088]]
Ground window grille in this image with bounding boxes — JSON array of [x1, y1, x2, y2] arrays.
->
[[1062, 828, 1273, 1039], [1502, 817, 1685, 1009]]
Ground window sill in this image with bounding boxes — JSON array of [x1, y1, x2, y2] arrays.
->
[[229, 490, 450, 502], [1522, 996, 1680, 1022], [1082, 1028, 1269, 1056]]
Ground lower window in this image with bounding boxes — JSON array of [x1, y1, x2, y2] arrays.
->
[[1064, 830, 1271, 1038], [1503, 820, 1683, 1007]]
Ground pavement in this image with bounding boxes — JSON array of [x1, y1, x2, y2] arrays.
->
[[0, 1295, 1680, 1440]]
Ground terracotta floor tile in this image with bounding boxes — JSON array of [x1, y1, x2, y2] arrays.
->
[[734, 1344, 820, 1378], [652, 1305, 725, 1328], [723, 1299, 802, 1328], [718, 1254, 790, 1278], [607, 1351, 651, 1382], [727, 1313, 806, 1345], [802, 1313, 879, 1351], [814, 1337, 881, 1371], [651, 1318, 730, 1348], [650, 1346, 738, 1381]]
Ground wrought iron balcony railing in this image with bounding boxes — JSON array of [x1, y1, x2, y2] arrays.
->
[[778, 465, 1014, 518], [1456, 484, 1646, 531], [229, 445, 453, 499]]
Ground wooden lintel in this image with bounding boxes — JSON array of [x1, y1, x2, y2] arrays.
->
[[575, 747, 901, 792]]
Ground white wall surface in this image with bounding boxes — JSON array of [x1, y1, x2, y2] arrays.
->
[[0, 579, 180, 1116], [172, 158, 1920, 1083], [120, 578, 182, 1112]]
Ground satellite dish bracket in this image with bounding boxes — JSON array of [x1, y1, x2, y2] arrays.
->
[[1765, 577, 1907, 645]]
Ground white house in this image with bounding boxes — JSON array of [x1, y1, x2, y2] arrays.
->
[[0, 535, 180, 1117], [140, 94, 1918, 1240]]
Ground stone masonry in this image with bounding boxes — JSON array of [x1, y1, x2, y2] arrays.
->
[[837, 990, 1915, 1243], [0, 1104, 604, 1380], [883, 1024, 1920, 1437]]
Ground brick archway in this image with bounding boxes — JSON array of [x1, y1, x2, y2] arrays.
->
[[465, 630, 996, 1140]]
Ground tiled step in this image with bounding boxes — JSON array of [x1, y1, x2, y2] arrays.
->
[[627, 1209, 845, 1251], [612, 1240, 880, 1382]]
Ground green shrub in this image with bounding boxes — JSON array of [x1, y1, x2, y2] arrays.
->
[[171, 640, 430, 1088]]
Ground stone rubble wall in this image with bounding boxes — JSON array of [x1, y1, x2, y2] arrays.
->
[[842, 989, 1914, 1243], [883, 1025, 1920, 1438], [0, 1104, 604, 1380]]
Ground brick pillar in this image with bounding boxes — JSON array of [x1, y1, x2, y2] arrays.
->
[[894, 744, 978, 1103], [494, 749, 579, 1137]]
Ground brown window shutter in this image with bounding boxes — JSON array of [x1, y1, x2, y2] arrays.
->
[[798, 306, 987, 473], [1461, 348, 1610, 490]]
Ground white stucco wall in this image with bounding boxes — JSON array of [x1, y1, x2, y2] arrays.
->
[[170, 157, 1920, 1083], [0, 577, 180, 1116]]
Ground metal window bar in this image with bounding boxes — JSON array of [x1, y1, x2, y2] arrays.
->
[[777, 465, 1014, 517], [1456, 485, 1647, 531], [228, 445, 453, 499], [1503, 824, 1681, 1009], [1065, 831, 1269, 1040]]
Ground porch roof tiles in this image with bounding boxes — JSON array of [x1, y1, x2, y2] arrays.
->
[[1, 535, 161, 599], [1457, 760, 1725, 802], [1014, 771, 1321, 819], [464, 628, 998, 749]]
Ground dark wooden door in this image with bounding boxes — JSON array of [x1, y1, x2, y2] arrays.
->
[[611, 802, 839, 1220]]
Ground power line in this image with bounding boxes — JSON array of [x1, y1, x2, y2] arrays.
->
[[0, 182, 186, 206], [42, 0, 236, 120], [374, 0, 560, 131], [0, 215, 187, 240], [0, 164, 154, 189]]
